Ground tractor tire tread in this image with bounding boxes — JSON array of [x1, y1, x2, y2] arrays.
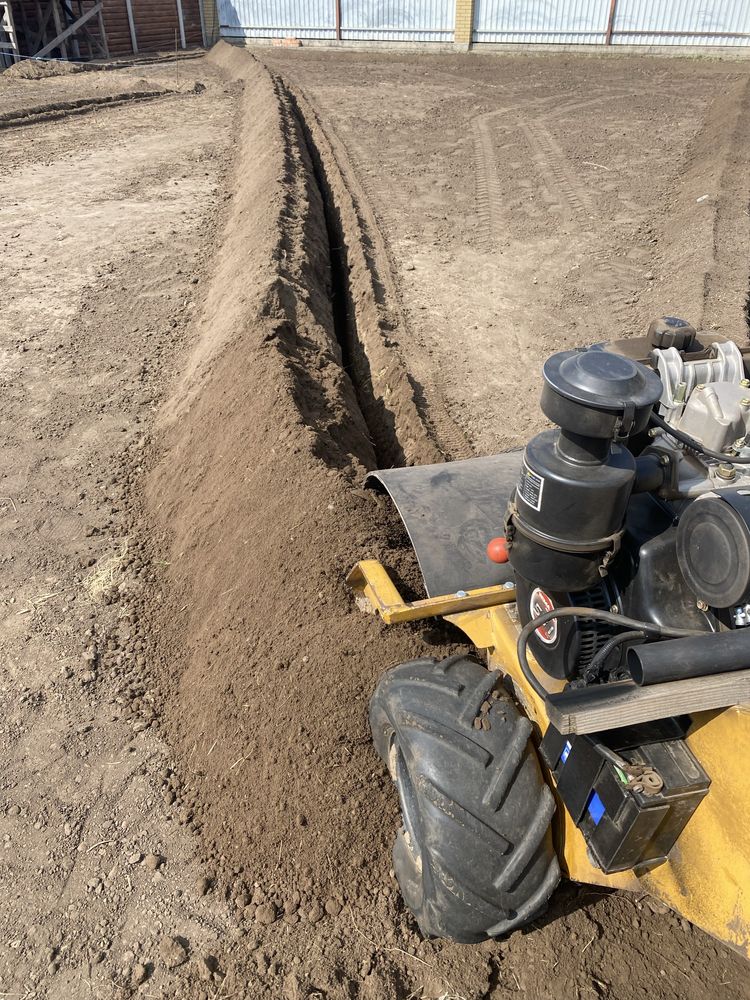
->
[[370, 654, 560, 943]]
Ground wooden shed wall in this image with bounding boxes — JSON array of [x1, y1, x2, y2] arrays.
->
[[127, 0, 203, 52], [101, 0, 131, 55], [12, 0, 205, 57]]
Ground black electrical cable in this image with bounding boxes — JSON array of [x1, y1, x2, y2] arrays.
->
[[517, 607, 705, 703], [582, 629, 646, 685], [578, 630, 646, 774], [650, 411, 750, 464]]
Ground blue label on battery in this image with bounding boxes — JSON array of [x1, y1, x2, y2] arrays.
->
[[559, 740, 572, 765], [587, 791, 606, 826]]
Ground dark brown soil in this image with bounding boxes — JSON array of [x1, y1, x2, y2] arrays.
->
[[140, 43, 750, 999], [140, 45, 481, 994]]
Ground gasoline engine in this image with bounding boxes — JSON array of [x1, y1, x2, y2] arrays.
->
[[506, 316, 750, 690], [499, 317, 750, 876]]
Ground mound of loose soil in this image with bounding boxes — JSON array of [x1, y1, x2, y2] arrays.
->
[[139, 43, 482, 994], [5, 57, 86, 79]]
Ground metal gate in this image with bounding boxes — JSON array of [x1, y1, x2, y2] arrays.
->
[[472, 0, 750, 45], [218, 0, 454, 40]]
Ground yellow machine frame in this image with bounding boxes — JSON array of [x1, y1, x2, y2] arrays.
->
[[347, 559, 750, 958]]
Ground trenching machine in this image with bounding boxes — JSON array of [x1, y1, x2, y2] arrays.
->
[[347, 317, 750, 955]]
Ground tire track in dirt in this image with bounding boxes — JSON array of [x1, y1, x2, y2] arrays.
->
[[472, 91, 654, 332], [0, 88, 182, 130], [472, 114, 505, 255], [521, 119, 596, 221], [699, 76, 750, 336], [470, 93, 616, 252]]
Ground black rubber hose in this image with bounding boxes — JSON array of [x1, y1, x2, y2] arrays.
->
[[517, 607, 705, 703], [628, 629, 750, 685], [650, 411, 750, 464], [582, 629, 646, 685]]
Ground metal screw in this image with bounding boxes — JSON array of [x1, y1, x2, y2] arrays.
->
[[610, 605, 618, 613], [742, 399, 750, 409], [741, 379, 750, 388], [696, 384, 705, 391], [697, 599, 709, 612]]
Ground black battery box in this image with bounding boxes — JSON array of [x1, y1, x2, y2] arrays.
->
[[540, 722, 710, 874]]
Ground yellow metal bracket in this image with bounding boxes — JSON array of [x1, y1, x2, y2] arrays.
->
[[346, 559, 516, 624]]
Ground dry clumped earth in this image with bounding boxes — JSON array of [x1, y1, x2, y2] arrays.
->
[[1, 41, 749, 1000]]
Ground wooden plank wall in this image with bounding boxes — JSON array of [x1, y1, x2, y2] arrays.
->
[[102, 0, 131, 54], [129, 0, 202, 52], [11, 0, 205, 56], [201, 0, 218, 45], [12, 1, 101, 54]]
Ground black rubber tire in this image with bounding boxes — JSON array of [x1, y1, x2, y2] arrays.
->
[[370, 654, 560, 944]]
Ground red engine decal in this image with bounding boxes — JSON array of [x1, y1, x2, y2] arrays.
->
[[529, 587, 558, 645]]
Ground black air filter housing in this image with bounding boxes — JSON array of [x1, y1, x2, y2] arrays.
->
[[541, 348, 663, 440], [508, 348, 662, 591]]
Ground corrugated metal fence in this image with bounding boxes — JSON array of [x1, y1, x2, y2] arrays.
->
[[611, 0, 750, 47], [219, 0, 335, 39], [341, 0, 454, 41], [473, 0, 610, 44], [473, 0, 750, 46], [218, 0, 454, 40], [217, 0, 750, 45]]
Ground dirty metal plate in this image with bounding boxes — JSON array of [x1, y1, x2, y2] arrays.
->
[[366, 452, 522, 598]]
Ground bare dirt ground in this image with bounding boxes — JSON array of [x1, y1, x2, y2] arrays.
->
[[263, 46, 750, 457], [1, 41, 749, 1000], [1, 53, 244, 999]]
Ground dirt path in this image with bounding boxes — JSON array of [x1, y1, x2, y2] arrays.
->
[[1, 43, 749, 1000]]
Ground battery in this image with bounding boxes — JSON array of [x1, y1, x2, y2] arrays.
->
[[540, 723, 710, 874]]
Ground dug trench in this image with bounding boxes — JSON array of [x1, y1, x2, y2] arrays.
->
[[118, 44, 749, 1000], [125, 44, 495, 998]]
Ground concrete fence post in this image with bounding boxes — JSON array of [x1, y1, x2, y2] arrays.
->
[[454, 0, 475, 50]]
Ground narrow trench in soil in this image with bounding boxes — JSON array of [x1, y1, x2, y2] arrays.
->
[[287, 88, 407, 472]]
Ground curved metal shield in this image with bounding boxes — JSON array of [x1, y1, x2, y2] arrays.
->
[[367, 452, 522, 597]]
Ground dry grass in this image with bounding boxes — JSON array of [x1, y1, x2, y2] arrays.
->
[[82, 544, 128, 602]]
